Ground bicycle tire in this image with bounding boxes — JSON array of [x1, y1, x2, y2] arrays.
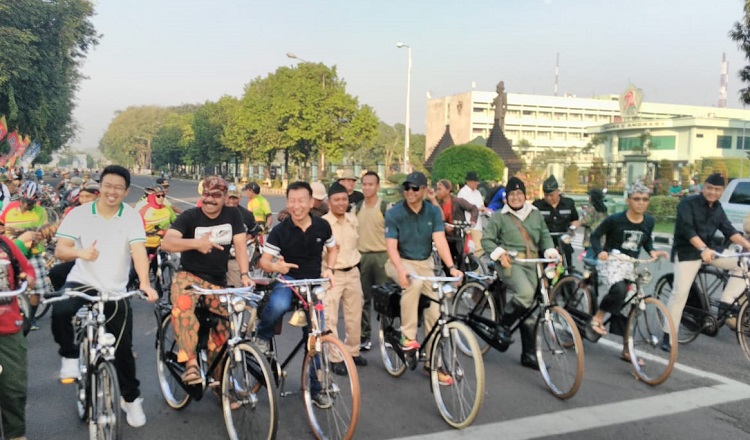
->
[[549, 275, 593, 316], [76, 342, 90, 421], [17, 293, 31, 336], [159, 263, 176, 301], [451, 281, 496, 355], [156, 316, 191, 409], [301, 334, 360, 440], [222, 342, 278, 440], [736, 300, 750, 363], [92, 361, 122, 440], [535, 306, 584, 399], [378, 315, 407, 377], [654, 274, 701, 344], [626, 297, 677, 385], [429, 320, 485, 429]]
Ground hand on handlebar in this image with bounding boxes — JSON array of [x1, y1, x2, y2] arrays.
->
[[650, 250, 669, 260], [701, 248, 717, 263], [140, 284, 159, 303]]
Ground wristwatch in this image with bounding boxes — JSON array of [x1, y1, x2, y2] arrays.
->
[[698, 247, 707, 253], [241, 272, 251, 278], [448, 265, 457, 271]]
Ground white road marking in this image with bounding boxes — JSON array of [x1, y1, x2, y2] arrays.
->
[[392, 338, 750, 440]]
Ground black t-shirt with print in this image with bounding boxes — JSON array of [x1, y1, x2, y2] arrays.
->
[[590, 211, 655, 259], [171, 206, 245, 286]]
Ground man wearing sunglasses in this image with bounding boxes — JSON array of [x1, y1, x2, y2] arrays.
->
[[161, 176, 252, 386], [384, 171, 462, 385]]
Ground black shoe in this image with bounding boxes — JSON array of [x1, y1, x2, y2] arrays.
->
[[660, 333, 671, 352], [330, 361, 348, 376], [352, 356, 368, 367], [360, 338, 372, 351], [520, 353, 539, 370]]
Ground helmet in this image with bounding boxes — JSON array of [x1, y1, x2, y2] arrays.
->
[[19, 180, 40, 202], [66, 188, 81, 206]]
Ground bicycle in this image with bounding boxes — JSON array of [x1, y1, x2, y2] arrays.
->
[[375, 273, 485, 429], [0, 281, 28, 440], [253, 277, 360, 440], [551, 252, 678, 385], [43, 286, 145, 440], [654, 249, 750, 364], [451, 253, 584, 399], [444, 220, 488, 276], [154, 284, 278, 440]]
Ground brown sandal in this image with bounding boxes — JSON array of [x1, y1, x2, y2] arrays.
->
[[181, 364, 202, 385], [620, 350, 645, 367]]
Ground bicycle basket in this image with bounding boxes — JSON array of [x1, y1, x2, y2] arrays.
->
[[373, 282, 402, 318]]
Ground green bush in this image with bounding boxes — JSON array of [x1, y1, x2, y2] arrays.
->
[[387, 173, 407, 185], [431, 144, 504, 185], [646, 195, 679, 222]]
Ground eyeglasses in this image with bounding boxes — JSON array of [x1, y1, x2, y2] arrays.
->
[[630, 196, 650, 202], [101, 182, 127, 192], [155, 194, 166, 198], [202, 191, 225, 199], [403, 184, 422, 192]]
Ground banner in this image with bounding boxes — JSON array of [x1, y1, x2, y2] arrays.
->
[[0, 116, 7, 142], [19, 140, 41, 167], [0, 130, 20, 167]]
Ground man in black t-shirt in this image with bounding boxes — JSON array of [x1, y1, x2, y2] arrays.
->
[[161, 176, 252, 386], [226, 185, 257, 287]]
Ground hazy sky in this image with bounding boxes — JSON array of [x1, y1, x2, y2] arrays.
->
[[73, 0, 749, 150]]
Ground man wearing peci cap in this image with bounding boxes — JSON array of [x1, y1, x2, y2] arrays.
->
[[663, 173, 750, 351], [322, 182, 367, 372], [337, 169, 364, 210], [457, 171, 488, 257], [533, 175, 579, 268], [385, 171, 462, 385]]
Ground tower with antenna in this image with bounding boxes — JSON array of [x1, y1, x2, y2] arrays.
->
[[719, 52, 728, 108], [554, 53, 559, 97]]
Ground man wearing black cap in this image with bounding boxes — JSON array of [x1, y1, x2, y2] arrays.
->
[[482, 176, 559, 369], [385, 171, 461, 385], [664, 172, 750, 351], [533, 175, 579, 268], [322, 182, 367, 372]]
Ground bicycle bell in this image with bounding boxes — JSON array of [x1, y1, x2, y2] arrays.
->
[[288, 308, 308, 327]]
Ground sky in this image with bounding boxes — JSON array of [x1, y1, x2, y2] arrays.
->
[[73, 0, 750, 150]]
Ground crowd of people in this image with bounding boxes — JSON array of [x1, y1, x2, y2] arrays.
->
[[2, 164, 750, 439]]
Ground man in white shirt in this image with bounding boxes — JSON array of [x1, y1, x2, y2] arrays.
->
[[457, 171, 488, 257]]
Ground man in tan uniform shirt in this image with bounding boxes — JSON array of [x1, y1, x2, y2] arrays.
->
[[322, 182, 368, 372], [355, 171, 390, 351]]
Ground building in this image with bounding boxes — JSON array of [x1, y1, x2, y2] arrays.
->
[[425, 86, 750, 183]]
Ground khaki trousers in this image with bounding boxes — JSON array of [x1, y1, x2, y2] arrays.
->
[[384, 258, 438, 341], [324, 268, 363, 359], [667, 254, 746, 330], [226, 258, 241, 288], [469, 229, 484, 257]]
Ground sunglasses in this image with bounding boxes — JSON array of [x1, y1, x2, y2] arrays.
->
[[403, 184, 422, 192], [155, 194, 166, 198], [630, 196, 650, 202], [202, 191, 225, 199]]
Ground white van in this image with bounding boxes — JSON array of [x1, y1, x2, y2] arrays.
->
[[719, 178, 750, 233]]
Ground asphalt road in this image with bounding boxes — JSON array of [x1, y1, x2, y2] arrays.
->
[[22, 174, 750, 439]]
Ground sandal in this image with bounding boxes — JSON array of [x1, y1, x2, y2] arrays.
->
[[181, 364, 203, 385], [590, 319, 608, 336], [620, 351, 645, 367]]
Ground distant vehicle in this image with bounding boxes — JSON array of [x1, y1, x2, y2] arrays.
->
[[719, 178, 750, 233]]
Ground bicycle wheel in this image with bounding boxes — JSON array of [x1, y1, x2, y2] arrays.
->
[[535, 306, 584, 399], [301, 334, 360, 440], [159, 263, 176, 301], [654, 274, 701, 344], [378, 315, 407, 377], [550, 275, 593, 315], [156, 316, 191, 409], [93, 361, 122, 440], [626, 297, 677, 385], [429, 321, 485, 429], [451, 282, 496, 355], [736, 300, 750, 363], [222, 342, 278, 440], [17, 293, 31, 336], [76, 342, 90, 421], [463, 254, 488, 276]]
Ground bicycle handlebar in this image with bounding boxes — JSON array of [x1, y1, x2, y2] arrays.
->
[[715, 251, 750, 259], [277, 277, 330, 288], [408, 273, 462, 283], [188, 284, 265, 304], [514, 257, 560, 264], [465, 271, 494, 282], [0, 281, 29, 299], [608, 251, 659, 265], [43, 288, 145, 305]]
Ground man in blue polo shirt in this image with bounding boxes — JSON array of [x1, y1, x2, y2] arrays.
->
[[384, 171, 462, 386]]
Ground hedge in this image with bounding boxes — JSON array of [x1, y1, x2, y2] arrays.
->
[[646, 195, 680, 223], [431, 144, 505, 185]]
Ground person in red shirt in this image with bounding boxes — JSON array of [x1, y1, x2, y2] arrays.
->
[[0, 227, 36, 440], [427, 179, 478, 271]]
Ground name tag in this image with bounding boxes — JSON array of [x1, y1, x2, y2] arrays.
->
[[559, 210, 572, 215]]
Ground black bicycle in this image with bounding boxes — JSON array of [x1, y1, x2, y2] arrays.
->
[[154, 285, 278, 440], [451, 253, 585, 399], [375, 273, 485, 429]]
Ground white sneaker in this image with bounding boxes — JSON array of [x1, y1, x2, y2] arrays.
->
[[120, 397, 146, 427], [254, 337, 271, 355], [59, 357, 78, 381]]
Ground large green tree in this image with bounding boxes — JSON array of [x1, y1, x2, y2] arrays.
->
[[0, 0, 99, 162], [431, 144, 505, 184], [98, 106, 173, 168]]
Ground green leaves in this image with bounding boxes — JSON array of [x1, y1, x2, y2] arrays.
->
[[431, 144, 505, 184]]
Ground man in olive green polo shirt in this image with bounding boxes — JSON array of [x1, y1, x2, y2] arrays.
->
[[384, 171, 461, 385]]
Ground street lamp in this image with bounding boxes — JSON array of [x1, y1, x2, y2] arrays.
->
[[396, 42, 412, 173], [286, 52, 310, 63]]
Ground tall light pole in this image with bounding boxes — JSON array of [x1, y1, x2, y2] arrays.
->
[[396, 42, 412, 173]]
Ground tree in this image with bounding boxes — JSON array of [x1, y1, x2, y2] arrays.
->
[[0, 0, 99, 161], [588, 157, 607, 190], [431, 144, 505, 185], [730, 2, 750, 104], [151, 112, 194, 170], [98, 106, 172, 168]]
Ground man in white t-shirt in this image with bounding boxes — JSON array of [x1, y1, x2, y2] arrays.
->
[[456, 171, 488, 257], [51, 165, 158, 428]]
